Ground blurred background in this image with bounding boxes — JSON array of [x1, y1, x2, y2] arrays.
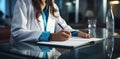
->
[[0, 0, 120, 42]]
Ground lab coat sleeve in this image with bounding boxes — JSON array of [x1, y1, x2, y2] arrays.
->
[[71, 31, 80, 36], [11, 0, 41, 42], [53, 3, 80, 33], [39, 31, 51, 41]]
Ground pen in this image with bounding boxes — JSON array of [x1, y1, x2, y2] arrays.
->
[[57, 23, 64, 29]]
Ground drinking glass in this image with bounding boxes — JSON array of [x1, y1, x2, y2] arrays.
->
[[88, 19, 97, 38]]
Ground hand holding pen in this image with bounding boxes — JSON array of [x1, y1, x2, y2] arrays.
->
[[49, 23, 71, 41], [50, 30, 71, 41]]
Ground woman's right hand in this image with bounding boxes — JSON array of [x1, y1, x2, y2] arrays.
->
[[50, 30, 71, 41]]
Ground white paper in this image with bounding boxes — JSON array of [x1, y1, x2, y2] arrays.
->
[[37, 37, 103, 48]]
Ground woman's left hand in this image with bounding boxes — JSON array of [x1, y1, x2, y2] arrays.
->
[[78, 32, 92, 38]]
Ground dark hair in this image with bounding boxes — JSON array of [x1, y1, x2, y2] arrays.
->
[[32, 0, 57, 21], [0, 11, 3, 17]]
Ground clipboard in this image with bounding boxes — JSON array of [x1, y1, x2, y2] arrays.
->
[[37, 37, 103, 48]]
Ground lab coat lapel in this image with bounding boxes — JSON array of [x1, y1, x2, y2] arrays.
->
[[46, 13, 55, 33], [38, 16, 44, 31]]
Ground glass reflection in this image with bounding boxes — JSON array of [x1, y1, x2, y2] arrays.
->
[[9, 41, 71, 59], [104, 36, 114, 59]]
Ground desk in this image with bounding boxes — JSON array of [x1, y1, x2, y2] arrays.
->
[[0, 28, 119, 59]]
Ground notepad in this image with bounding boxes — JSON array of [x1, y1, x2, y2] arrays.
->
[[37, 37, 103, 48]]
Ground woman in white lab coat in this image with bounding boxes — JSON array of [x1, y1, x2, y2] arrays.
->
[[10, 0, 91, 59]]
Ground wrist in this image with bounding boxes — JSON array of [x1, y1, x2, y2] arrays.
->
[[49, 33, 54, 41]]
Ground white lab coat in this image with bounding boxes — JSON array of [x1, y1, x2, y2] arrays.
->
[[9, 0, 75, 58]]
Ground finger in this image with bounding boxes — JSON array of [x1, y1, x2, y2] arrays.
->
[[88, 35, 92, 38], [79, 33, 88, 38], [60, 30, 70, 36], [86, 34, 92, 38], [62, 30, 71, 35], [85, 34, 89, 38], [62, 32, 71, 38], [78, 33, 85, 37]]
